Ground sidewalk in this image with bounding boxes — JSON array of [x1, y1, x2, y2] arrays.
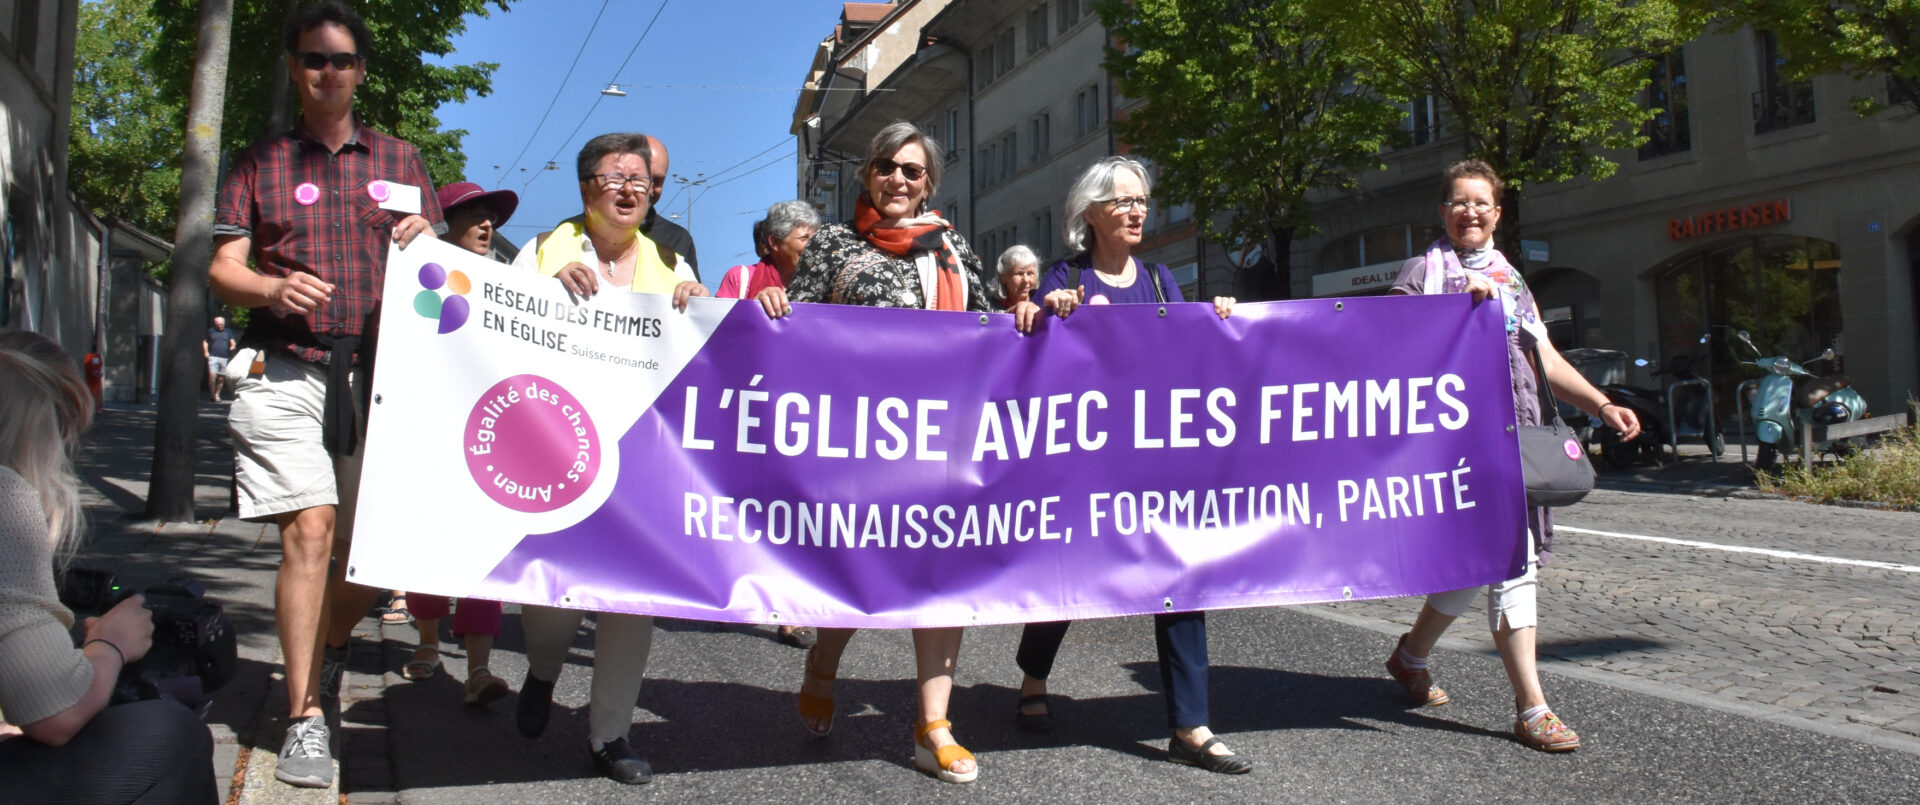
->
[[72, 402, 392, 804]]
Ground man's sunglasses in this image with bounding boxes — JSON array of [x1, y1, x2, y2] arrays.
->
[[872, 158, 928, 182], [298, 51, 362, 71]]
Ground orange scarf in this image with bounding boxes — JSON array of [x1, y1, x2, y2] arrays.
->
[[855, 196, 965, 311]]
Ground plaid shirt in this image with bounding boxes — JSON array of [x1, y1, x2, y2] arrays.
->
[[214, 122, 442, 364]]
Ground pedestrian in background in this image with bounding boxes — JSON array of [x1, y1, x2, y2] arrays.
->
[[206, 1, 441, 788], [784, 120, 998, 784], [1012, 155, 1248, 775], [204, 316, 236, 403], [994, 244, 1039, 311], [0, 330, 218, 804], [1381, 158, 1640, 752], [639, 135, 699, 281], [717, 199, 819, 323]]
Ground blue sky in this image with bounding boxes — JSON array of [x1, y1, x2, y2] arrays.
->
[[431, 0, 848, 282]]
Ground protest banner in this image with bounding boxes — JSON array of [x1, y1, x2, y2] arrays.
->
[[348, 238, 1528, 628]]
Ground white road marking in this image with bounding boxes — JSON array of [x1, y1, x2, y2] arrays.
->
[[1557, 525, 1920, 574]]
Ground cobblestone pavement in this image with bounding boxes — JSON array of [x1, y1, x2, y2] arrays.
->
[[1319, 485, 1920, 743]]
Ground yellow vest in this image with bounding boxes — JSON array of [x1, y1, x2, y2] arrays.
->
[[533, 218, 691, 294]]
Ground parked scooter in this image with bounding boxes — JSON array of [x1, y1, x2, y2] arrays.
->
[[1735, 330, 1867, 472], [1591, 354, 1723, 469]]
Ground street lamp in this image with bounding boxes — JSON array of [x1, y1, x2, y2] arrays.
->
[[600, 83, 627, 97], [673, 173, 709, 229]]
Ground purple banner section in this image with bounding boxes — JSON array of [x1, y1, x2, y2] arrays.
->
[[469, 294, 1527, 628]]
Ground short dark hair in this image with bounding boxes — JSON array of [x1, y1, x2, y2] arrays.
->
[[750, 218, 772, 259], [577, 133, 652, 182], [285, 1, 373, 57], [1440, 159, 1504, 204]]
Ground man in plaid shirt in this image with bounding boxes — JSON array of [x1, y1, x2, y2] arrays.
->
[[206, 1, 441, 788]]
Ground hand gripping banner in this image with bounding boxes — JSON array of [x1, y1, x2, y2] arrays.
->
[[349, 239, 1529, 628]]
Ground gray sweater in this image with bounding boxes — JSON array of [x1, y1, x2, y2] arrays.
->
[[0, 465, 91, 726]]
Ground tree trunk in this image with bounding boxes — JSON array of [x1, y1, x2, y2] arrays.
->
[[147, 0, 233, 522], [1499, 189, 1525, 271], [266, 0, 300, 133], [1267, 226, 1295, 300]]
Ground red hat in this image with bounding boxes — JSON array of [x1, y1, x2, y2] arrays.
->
[[436, 182, 519, 226]]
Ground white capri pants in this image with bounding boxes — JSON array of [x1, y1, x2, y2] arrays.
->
[[1426, 529, 1538, 633]]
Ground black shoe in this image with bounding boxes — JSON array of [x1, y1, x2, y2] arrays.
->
[[517, 675, 555, 738], [777, 626, 818, 649], [590, 738, 653, 784], [1015, 694, 1052, 734], [1168, 736, 1253, 775]]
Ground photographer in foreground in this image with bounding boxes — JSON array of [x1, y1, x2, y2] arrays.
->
[[0, 330, 217, 804]]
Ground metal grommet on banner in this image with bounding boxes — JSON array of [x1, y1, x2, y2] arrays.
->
[[979, 315, 989, 325], [562, 595, 573, 605], [1335, 302, 1345, 311], [373, 394, 382, 405], [1163, 597, 1174, 610], [768, 612, 782, 623], [1507, 424, 1516, 433], [346, 566, 356, 578], [1157, 307, 1167, 318], [1342, 586, 1353, 600]]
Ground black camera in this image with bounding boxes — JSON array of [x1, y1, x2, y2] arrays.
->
[[59, 568, 238, 714]]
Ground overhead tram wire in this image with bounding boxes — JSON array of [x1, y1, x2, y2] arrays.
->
[[491, 0, 615, 185], [656, 137, 794, 210], [520, 0, 674, 194]]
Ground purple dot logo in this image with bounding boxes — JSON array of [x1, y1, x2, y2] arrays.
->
[[414, 261, 472, 334], [464, 375, 599, 513]]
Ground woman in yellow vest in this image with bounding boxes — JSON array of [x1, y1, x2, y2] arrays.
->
[[510, 132, 705, 311], [504, 132, 702, 786]]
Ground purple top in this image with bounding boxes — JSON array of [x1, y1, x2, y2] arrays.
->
[[1392, 255, 1542, 429], [1036, 256, 1184, 305]]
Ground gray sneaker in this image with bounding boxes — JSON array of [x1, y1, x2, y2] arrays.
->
[[274, 715, 334, 788]]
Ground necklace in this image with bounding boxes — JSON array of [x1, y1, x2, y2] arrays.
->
[[586, 235, 640, 281]]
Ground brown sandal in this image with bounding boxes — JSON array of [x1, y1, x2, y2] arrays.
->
[[913, 719, 978, 783]]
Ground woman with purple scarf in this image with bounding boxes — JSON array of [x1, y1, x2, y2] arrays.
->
[[1381, 159, 1639, 753]]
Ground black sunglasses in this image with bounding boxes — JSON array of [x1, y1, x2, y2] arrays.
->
[[872, 158, 928, 182], [298, 51, 362, 71]]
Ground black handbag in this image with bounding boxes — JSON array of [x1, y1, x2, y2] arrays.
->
[[1518, 343, 1596, 507]]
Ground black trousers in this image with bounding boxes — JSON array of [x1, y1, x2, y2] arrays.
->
[[1016, 611, 1210, 729], [0, 698, 217, 805]]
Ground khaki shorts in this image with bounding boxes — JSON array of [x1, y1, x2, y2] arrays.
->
[[225, 347, 366, 533]]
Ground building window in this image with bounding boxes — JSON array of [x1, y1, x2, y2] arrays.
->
[[946, 109, 959, 157], [1001, 131, 1018, 178], [998, 28, 1016, 75], [1075, 85, 1102, 137], [1027, 3, 1050, 54], [977, 43, 996, 90], [1753, 30, 1814, 134], [1318, 224, 1445, 273], [1057, 0, 1075, 33], [1082, 0, 1096, 19], [1031, 209, 1054, 260], [978, 145, 996, 189], [1029, 111, 1051, 163], [1399, 95, 1441, 147], [1641, 50, 1691, 159]]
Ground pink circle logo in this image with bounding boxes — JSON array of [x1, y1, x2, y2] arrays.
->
[[1563, 438, 1583, 460], [294, 182, 320, 206], [367, 180, 391, 202], [464, 375, 600, 513]]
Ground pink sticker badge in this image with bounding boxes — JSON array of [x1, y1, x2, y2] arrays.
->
[[294, 182, 321, 206], [1563, 438, 1584, 460], [366, 180, 391, 203], [464, 375, 600, 513]]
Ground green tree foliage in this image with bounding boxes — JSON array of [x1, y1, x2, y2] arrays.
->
[[1722, 1, 1920, 116], [1345, 0, 1702, 249], [1097, 0, 1403, 299], [148, 0, 510, 188], [69, 0, 185, 236]]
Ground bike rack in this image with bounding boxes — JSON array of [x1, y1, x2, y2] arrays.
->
[[1733, 379, 1759, 464], [1666, 378, 1715, 463]]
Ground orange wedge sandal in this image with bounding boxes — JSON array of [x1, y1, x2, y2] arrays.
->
[[796, 647, 836, 737], [913, 719, 978, 784]]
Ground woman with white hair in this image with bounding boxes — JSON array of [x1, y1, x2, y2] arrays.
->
[[1012, 156, 1248, 775], [995, 244, 1040, 310], [0, 330, 218, 803], [718, 200, 821, 319]]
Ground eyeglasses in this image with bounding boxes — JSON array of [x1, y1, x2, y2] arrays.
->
[[590, 174, 652, 193], [1105, 195, 1151, 213], [872, 158, 928, 182], [1444, 200, 1496, 215], [298, 51, 362, 71]]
